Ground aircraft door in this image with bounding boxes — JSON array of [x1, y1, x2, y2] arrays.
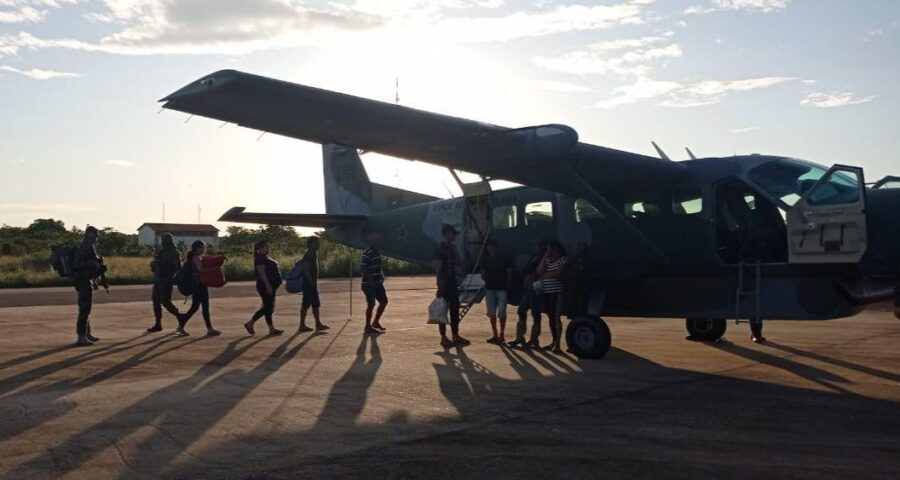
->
[[786, 165, 867, 264]]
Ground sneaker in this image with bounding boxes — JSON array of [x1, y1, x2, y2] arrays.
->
[[440, 337, 453, 348], [244, 322, 255, 336], [268, 328, 284, 336], [147, 325, 163, 333], [76, 337, 93, 347], [454, 337, 471, 347], [86, 334, 100, 342], [206, 329, 222, 337], [173, 330, 190, 337], [507, 340, 525, 348], [486, 337, 502, 344], [525, 340, 540, 349], [751, 336, 766, 344], [315, 324, 330, 331], [372, 323, 386, 332]]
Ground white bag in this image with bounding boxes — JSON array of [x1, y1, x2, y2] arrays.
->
[[428, 297, 449, 325]]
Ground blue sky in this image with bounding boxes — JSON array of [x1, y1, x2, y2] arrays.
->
[[1, 0, 897, 232]]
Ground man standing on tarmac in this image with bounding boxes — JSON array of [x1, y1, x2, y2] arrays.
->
[[299, 236, 329, 332], [434, 223, 469, 348], [147, 233, 182, 333], [360, 231, 388, 334], [72, 226, 106, 347]]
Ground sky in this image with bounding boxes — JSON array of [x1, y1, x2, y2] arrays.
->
[[1, 0, 898, 233]]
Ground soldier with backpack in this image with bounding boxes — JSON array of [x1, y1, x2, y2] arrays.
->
[[147, 233, 182, 333], [70, 226, 106, 347]]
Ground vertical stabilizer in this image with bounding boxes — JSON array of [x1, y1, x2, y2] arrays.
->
[[323, 144, 372, 215]]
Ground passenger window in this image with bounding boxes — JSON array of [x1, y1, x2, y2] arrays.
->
[[524, 201, 554, 227], [492, 205, 518, 229], [673, 188, 703, 215], [625, 199, 661, 218], [574, 198, 603, 222]]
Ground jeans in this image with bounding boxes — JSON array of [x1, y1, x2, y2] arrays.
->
[[438, 280, 461, 337], [484, 289, 508, 319], [516, 288, 541, 343]]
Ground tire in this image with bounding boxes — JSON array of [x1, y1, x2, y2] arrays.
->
[[565, 316, 612, 360], [685, 318, 727, 341]]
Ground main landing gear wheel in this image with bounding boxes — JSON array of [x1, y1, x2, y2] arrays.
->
[[685, 318, 727, 342], [565, 316, 611, 360]]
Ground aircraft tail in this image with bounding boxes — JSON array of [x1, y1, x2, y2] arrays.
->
[[323, 144, 439, 215]]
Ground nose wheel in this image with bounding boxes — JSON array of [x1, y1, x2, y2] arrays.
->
[[685, 318, 727, 341], [565, 316, 611, 359]]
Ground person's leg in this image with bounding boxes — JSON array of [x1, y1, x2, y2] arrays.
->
[[311, 289, 328, 330], [160, 280, 180, 317], [372, 285, 388, 330], [447, 290, 464, 343], [245, 286, 266, 335], [512, 296, 528, 345], [363, 286, 376, 330], [176, 293, 199, 336], [266, 292, 282, 335], [750, 318, 765, 342], [497, 290, 508, 341], [151, 281, 163, 325], [199, 287, 218, 335], [485, 290, 499, 342], [299, 288, 313, 331], [75, 282, 92, 345]]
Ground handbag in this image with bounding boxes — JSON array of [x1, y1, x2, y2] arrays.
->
[[428, 297, 449, 324]]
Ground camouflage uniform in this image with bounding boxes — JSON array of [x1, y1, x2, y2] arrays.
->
[[71, 242, 103, 338], [152, 245, 182, 324]]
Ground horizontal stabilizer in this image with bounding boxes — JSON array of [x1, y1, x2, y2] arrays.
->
[[219, 207, 366, 228]]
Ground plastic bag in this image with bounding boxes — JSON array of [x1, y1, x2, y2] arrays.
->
[[428, 297, 449, 325]]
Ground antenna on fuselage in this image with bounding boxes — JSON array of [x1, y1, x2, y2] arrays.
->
[[685, 147, 698, 160], [651, 141, 672, 161]]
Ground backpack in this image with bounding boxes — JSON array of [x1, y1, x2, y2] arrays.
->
[[51, 245, 77, 278], [174, 262, 195, 296], [284, 260, 305, 294]]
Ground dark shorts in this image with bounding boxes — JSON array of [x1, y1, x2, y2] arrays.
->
[[302, 285, 321, 309], [362, 283, 388, 307]]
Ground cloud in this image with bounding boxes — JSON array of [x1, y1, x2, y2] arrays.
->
[[0, 203, 95, 212], [685, 0, 789, 14], [800, 92, 875, 108], [532, 34, 681, 77], [105, 159, 136, 167], [529, 79, 593, 93], [863, 28, 884, 42], [0, 0, 79, 23], [732, 126, 760, 133], [0, 64, 79, 79], [659, 76, 794, 107], [594, 76, 795, 109], [1, 0, 653, 57], [593, 79, 681, 109]]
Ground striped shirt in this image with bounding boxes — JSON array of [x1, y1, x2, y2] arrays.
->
[[541, 256, 567, 293], [360, 247, 385, 286]]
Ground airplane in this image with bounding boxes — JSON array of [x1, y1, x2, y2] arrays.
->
[[160, 70, 900, 359]]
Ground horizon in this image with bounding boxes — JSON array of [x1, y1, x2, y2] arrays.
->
[[2, 0, 898, 232]]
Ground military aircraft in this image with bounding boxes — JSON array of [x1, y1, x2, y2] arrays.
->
[[160, 70, 900, 359]]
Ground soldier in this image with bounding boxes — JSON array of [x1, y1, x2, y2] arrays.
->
[[71, 226, 107, 347], [147, 233, 182, 333]]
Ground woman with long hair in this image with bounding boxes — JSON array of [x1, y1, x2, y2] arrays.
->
[[537, 240, 567, 353], [174, 240, 222, 337], [244, 240, 284, 336]]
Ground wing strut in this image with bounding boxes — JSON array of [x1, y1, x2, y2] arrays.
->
[[564, 165, 670, 265]]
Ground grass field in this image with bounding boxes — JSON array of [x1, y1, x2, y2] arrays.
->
[[0, 254, 429, 289]]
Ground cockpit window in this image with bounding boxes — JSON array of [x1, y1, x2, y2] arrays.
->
[[749, 158, 829, 207]]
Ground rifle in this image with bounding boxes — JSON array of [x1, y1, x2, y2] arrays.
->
[[95, 256, 110, 293]]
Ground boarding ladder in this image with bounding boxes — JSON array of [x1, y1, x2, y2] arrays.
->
[[734, 259, 762, 325], [449, 169, 493, 320]]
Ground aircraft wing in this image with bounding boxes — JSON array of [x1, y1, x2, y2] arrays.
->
[[219, 207, 366, 228], [160, 70, 687, 197]]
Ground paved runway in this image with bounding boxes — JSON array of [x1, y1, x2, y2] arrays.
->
[[0, 277, 898, 479]]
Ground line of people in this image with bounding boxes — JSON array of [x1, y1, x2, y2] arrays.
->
[[68, 226, 583, 350], [432, 223, 589, 353]]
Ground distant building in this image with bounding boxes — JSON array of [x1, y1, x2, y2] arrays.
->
[[137, 223, 219, 248]]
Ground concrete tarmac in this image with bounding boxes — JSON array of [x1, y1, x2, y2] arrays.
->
[[0, 277, 898, 479]]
